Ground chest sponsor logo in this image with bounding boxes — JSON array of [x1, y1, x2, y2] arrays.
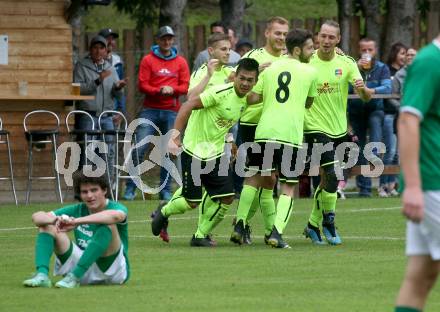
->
[[77, 225, 93, 237], [216, 118, 235, 128], [317, 82, 335, 95], [335, 68, 342, 77]]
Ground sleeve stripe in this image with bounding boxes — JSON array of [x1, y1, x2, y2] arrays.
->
[[400, 106, 423, 121], [215, 86, 233, 94]]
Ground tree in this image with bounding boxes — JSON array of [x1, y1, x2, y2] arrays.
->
[[219, 0, 247, 38], [159, 0, 188, 52], [337, 0, 353, 53], [113, 0, 161, 30], [382, 0, 417, 61], [359, 0, 382, 53]]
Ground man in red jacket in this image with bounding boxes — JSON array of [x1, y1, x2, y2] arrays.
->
[[123, 26, 190, 201]]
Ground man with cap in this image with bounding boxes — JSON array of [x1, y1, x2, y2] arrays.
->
[[123, 26, 190, 202], [235, 38, 254, 57], [98, 28, 126, 114], [73, 35, 127, 188]]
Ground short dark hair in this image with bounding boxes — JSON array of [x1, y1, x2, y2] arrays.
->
[[285, 28, 313, 54], [210, 21, 227, 34], [73, 170, 110, 199], [387, 42, 408, 66], [359, 37, 376, 45], [236, 58, 259, 77], [207, 33, 230, 47], [321, 20, 340, 34]]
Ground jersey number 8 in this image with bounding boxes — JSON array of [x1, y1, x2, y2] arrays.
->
[[275, 71, 291, 103]]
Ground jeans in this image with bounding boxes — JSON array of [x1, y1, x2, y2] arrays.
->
[[380, 114, 397, 186], [349, 106, 384, 195], [125, 108, 177, 200], [75, 114, 115, 181]]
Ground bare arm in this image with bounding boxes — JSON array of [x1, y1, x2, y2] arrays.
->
[[353, 79, 372, 102], [247, 92, 263, 105], [305, 97, 314, 109], [398, 112, 424, 222], [32, 211, 58, 227], [187, 59, 219, 100]]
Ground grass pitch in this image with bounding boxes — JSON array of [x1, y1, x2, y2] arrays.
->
[[1, 197, 439, 312]]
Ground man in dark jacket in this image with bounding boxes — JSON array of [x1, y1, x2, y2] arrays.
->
[[123, 26, 190, 201]]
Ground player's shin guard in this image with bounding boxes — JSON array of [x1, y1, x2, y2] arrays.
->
[[161, 188, 194, 217], [274, 194, 294, 234], [309, 186, 324, 228], [35, 232, 55, 275], [196, 196, 231, 238], [236, 185, 258, 224], [259, 188, 276, 236], [72, 225, 112, 279], [246, 193, 260, 222]]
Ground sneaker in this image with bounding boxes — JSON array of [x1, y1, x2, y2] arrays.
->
[[378, 186, 389, 198], [55, 272, 80, 288], [151, 206, 168, 236], [264, 234, 270, 245], [206, 234, 217, 247], [230, 219, 245, 245], [243, 225, 252, 245], [388, 189, 399, 197], [336, 188, 346, 200], [267, 227, 291, 249], [303, 223, 326, 245], [322, 212, 342, 245], [190, 235, 215, 247], [122, 188, 136, 201], [23, 272, 52, 288]]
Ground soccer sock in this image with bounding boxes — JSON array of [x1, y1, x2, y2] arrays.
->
[[35, 232, 55, 275], [259, 188, 276, 236], [72, 225, 112, 279], [235, 184, 258, 224], [195, 197, 232, 238], [394, 307, 421, 312], [309, 186, 323, 227], [246, 194, 260, 223], [321, 188, 337, 214], [161, 187, 193, 217], [274, 194, 294, 234]]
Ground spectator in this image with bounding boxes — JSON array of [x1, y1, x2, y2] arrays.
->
[[380, 47, 417, 196], [193, 21, 241, 70], [387, 42, 407, 76], [313, 31, 320, 50], [235, 38, 253, 57], [228, 28, 239, 50], [348, 37, 391, 197], [122, 26, 190, 202], [73, 35, 126, 190], [98, 28, 126, 114]]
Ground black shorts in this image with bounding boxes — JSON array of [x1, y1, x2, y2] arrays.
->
[[304, 133, 349, 168], [253, 142, 302, 184], [238, 124, 263, 169], [180, 150, 234, 202]]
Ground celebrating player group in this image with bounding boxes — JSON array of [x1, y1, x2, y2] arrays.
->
[[151, 17, 372, 248]]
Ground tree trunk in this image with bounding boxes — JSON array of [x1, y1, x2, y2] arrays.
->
[[159, 0, 188, 54], [382, 0, 417, 61], [65, 0, 86, 65], [219, 0, 246, 38], [337, 0, 353, 53], [360, 0, 382, 54]]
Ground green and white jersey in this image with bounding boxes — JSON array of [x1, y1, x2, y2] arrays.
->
[[52, 200, 130, 279], [183, 82, 247, 161], [189, 63, 232, 91], [253, 58, 317, 146], [304, 52, 362, 138], [401, 40, 440, 191], [239, 48, 286, 125]]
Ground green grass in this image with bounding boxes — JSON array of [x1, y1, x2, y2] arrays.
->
[[1, 197, 439, 311]]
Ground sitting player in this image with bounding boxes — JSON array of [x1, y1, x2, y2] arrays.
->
[[23, 171, 129, 288]]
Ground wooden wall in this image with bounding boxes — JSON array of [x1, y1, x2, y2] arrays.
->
[[0, 0, 73, 203]]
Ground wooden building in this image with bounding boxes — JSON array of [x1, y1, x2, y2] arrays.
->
[[0, 0, 91, 203]]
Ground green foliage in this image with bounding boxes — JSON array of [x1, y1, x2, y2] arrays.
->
[[2, 198, 440, 311], [113, 0, 161, 29]]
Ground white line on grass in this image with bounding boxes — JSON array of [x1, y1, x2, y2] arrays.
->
[[0, 206, 401, 232]]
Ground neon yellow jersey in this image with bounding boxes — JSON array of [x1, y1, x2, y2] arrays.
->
[[189, 63, 233, 91], [253, 58, 317, 146], [304, 52, 362, 138], [239, 48, 286, 125], [183, 82, 247, 161]]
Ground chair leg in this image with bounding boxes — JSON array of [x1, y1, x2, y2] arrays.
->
[[115, 135, 120, 201], [52, 134, 63, 204], [5, 134, 18, 205], [133, 134, 145, 201], [102, 133, 114, 200], [26, 137, 33, 205]]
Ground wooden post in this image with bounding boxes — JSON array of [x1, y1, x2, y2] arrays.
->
[[349, 16, 361, 58], [305, 18, 317, 34], [140, 26, 154, 55], [193, 25, 206, 61], [123, 29, 136, 122], [181, 25, 189, 60], [255, 21, 266, 48], [291, 18, 304, 30], [413, 12, 421, 49], [427, 0, 440, 42]]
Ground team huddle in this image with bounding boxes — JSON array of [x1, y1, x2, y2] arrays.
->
[[151, 17, 371, 248]]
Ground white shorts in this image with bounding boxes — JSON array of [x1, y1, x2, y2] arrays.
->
[[54, 243, 128, 285], [406, 191, 440, 261]]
